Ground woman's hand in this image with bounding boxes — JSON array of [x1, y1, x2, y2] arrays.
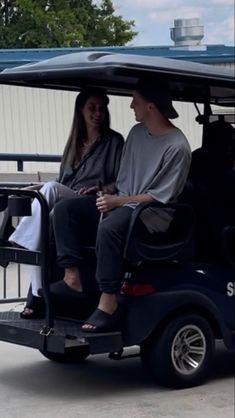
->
[[79, 185, 99, 195], [79, 184, 115, 195], [96, 194, 120, 212], [23, 183, 43, 191]]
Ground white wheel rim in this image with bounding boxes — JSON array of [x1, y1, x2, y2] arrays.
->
[[171, 324, 206, 375]]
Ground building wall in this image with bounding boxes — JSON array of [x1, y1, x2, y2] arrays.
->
[[213, 62, 234, 69], [0, 85, 75, 173], [1, 59, 233, 174], [0, 85, 137, 173], [0, 83, 204, 174]]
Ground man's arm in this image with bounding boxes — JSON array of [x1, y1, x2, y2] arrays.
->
[[96, 193, 154, 213]]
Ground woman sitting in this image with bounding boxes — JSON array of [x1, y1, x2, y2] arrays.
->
[[6, 87, 124, 318]]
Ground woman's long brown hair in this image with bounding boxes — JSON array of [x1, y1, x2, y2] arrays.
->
[[61, 87, 110, 168]]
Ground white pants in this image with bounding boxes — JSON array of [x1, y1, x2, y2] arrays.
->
[[9, 181, 77, 296]]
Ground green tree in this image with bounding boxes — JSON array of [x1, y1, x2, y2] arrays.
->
[[0, 0, 137, 48]]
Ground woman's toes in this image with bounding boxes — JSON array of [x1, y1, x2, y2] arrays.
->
[[24, 308, 33, 314]]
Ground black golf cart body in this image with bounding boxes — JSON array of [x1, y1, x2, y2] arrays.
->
[[0, 52, 234, 388]]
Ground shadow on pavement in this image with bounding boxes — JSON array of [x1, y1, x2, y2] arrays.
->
[[0, 343, 234, 399], [211, 342, 235, 378]]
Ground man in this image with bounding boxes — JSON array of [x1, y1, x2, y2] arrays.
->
[[52, 80, 192, 332]]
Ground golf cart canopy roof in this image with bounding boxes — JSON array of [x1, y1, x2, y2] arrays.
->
[[0, 51, 234, 106]]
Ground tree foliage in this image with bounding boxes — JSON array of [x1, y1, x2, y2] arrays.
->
[[0, 0, 137, 48]]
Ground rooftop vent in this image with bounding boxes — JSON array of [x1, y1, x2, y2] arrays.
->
[[170, 18, 204, 46]]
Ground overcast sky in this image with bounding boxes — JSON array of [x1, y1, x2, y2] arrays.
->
[[97, 0, 234, 46]]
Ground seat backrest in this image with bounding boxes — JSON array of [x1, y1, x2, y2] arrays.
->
[[124, 202, 194, 264], [189, 120, 235, 183], [189, 120, 235, 262], [223, 226, 235, 268]]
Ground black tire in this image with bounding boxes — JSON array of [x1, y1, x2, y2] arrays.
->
[[40, 345, 90, 363], [141, 314, 215, 389]]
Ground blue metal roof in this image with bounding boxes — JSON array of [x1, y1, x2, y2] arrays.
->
[[0, 44, 234, 71]]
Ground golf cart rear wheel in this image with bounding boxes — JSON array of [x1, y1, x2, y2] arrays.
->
[[141, 314, 215, 388], [40, 345, 90, 363]]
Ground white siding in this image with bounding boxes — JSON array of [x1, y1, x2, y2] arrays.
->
[[0, 85, 77, 173], [212, 62, 234, 70], [109, 95, 135, 139], [1, 60, 232, 173], [174, 102, 203, 151], [0, 86, 137, 173]]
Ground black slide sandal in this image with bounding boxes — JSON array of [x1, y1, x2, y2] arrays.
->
[[20, 296, 45, 319], [50, 280, 85, 300], [82, 307, 123, 333]]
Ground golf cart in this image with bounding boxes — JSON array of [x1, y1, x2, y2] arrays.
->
[[0, 52, 234, 389]]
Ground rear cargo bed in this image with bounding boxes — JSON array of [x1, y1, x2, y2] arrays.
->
[[0, 311, 123, 355]]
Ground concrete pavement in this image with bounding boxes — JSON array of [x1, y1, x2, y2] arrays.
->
[[0, 338, 234, 418], [0, 272, 234, 418]]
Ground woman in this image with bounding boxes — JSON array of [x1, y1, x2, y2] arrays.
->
[[7, 87, 124, 318]]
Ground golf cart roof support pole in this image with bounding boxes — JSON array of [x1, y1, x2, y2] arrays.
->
[[36, 191, 54, 330], [202, 85, 212, 148]]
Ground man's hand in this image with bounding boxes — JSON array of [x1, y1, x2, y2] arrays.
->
[[96, 194, 121, 212], [96, 192, 154, 213]]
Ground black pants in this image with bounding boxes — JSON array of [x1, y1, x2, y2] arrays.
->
[[53, 195, 101, 268], [96, 206, 133, 293], [53, 197, 134, 294]]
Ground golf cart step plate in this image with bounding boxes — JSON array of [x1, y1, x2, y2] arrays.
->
[[0, 311, 123, 354]]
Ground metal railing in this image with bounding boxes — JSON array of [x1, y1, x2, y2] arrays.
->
[[0, 211, 32, 304], [0, 264, 26, 304], [0, 152, 60, 303], [0, 152, 61, 172]]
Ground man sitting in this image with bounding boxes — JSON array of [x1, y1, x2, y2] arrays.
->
[[52, 80, 192, 333]]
